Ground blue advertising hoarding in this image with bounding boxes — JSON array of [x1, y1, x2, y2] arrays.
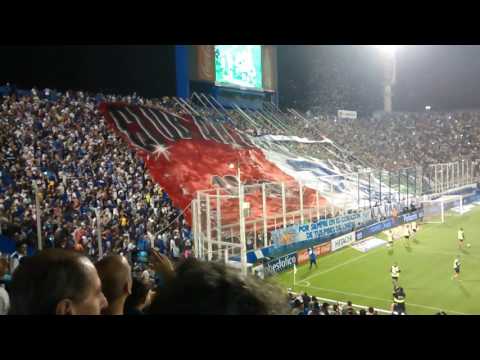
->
[[356, 210, 424, 241], [264, 252, 297, 277]]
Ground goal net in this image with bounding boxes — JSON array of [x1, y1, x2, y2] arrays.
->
[[421, 195, 463, 224]]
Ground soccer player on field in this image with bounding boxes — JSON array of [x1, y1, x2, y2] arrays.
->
[[403, 225, 411, 247], [391, 262, 401, 287], [457, 228, 465, 249], [308, 248, 317, 270], [452, 257, 461, 279], [392, 286, 406, 315], [411, 222, 417, 241], [387, 230, 394, 248]]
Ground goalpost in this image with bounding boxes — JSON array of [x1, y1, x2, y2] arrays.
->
[[421, 195, 463, 224]]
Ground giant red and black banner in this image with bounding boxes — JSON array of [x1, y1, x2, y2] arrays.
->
[[100, 103, 324, 227]]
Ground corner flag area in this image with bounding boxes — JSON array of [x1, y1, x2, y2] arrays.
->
[[274, 206, 480, 315]]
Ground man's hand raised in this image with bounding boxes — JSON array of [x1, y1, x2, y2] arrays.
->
[[149, 249, 175, 285]]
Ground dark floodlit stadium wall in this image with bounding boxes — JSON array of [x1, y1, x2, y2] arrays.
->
[[177, 45, 278, 108]]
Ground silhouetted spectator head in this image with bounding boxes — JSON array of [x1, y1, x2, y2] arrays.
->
[[293, 298, 303, 310], [333, 304, 339, 313], [18, 243, 28, 256], [321, 302, 330, 315], [148, 259, 289, 315], [95, 255, 132, 315], [8, 249, 107, 315], [124, 277, 150, 315]]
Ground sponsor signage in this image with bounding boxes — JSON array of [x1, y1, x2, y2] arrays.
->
[[356, 210, 424, 241], [351, 237, 387, 253], [401, 210, 423, 224], [337, 110, 357, 119], [356, 219, 394, 241], [402, 212, 419, 222], [330, 231, 356, 252], [264, 252, 297, 276]]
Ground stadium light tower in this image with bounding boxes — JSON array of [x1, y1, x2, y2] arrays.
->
[[374, 45, 401, 113]]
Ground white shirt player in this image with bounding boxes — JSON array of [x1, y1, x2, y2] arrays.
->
[[391, 265, 400, 278], [458, 230, 464, 241], [453, 259, 460, 270], [387, 230, 393, 243]]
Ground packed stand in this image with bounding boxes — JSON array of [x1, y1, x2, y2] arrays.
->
[[224, 102, 480, 173], [0, 86, 193, 276], [283, 110, 480, 172]]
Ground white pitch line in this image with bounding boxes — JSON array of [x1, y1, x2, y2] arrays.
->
[[297, 280, 311, 287], [300, 251, 375, 282], [286, 246, 356, 275], [297, 284, 468, 315]]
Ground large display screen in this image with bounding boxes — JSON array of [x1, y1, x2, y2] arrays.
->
[[214, 45, 262, 89]]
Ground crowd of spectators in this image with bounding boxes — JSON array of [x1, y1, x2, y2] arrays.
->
[[287, 291, 379, 315], [287, 290, 449, 315], [0, 86, 192, 277], [223, 102, 480, 174], [299, 111, 480, 171], [227, 106, 480, 173], [5, 248, 290, 315]]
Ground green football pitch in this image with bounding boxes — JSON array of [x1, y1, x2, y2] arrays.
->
[[274, 206, 480, 315]]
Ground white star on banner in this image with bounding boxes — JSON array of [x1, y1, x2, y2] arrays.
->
[[152, 144, 171, 161]]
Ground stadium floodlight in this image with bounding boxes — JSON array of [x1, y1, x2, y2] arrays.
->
[[425, 105, 431, 111], [374, 45, 401, 56], [372, 45, 402, 113]]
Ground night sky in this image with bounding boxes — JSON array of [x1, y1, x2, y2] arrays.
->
[[278, 45, 480, 113], [1, 45, 480, 114], [0, 46, 177, 98]]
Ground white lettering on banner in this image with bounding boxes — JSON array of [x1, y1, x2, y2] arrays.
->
[[330, 231, 356, 252], [272, 211, 372, 247], [264, 253, 297, 276], [337, 110, 357, 119]]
